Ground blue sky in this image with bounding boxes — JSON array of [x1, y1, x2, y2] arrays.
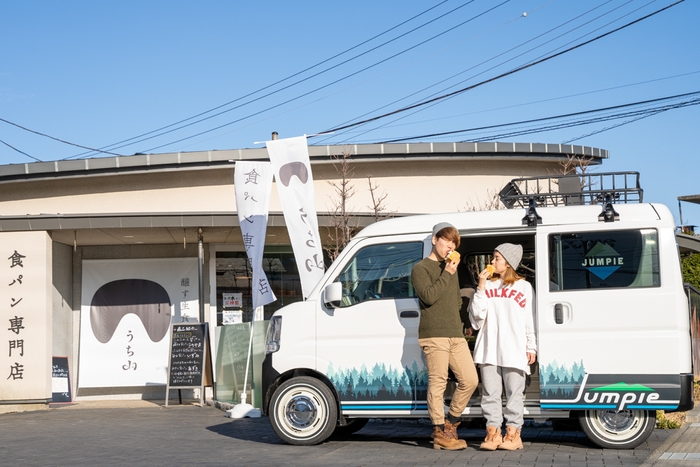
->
[[1, 1, 698, 225]]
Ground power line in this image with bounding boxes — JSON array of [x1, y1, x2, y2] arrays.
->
[[65, 0, 466, 158], [373, 91, 700, 143], [0, 117, 124, 157], [313, 0, 686, 137], [136, 1, 512, 154], [326, 70, 700, 140], [463, 98, 699, 142], [319, 0, 617, 144], [0, 138, 41, 162]]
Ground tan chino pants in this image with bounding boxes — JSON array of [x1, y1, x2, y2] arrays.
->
[[419, 337, 478, 425]]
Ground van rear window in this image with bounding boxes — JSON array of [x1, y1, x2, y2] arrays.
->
[[549, 229, 659, 291]]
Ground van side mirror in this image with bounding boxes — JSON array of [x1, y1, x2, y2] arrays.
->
[[323, 282, 342, 309]]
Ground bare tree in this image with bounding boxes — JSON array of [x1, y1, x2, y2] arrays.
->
[[325, 151, 358, 262], [551, 154, 596, 193], [367, 174, 395, 221], [324, 156, 395, 261], [463, 188, 506, 211], [555, 154, 594, 175]]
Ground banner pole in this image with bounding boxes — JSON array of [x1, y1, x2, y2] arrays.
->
[[197, 227, 205, 323]]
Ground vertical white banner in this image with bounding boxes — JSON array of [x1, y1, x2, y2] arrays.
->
[[267, 136, 325, 298], [234, 161, 277, 311]]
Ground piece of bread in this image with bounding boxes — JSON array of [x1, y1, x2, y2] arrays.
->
[[446, 250, 460, 263], [486, 265, 495, 276]]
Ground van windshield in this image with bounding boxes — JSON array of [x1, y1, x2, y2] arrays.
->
[[335, 241, 423, 307]]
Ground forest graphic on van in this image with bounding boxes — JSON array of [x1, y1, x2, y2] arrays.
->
[[539, 360, 586, 400], [326, 361, 428, 401]]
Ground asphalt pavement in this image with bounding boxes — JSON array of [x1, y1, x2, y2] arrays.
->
[[0, 400, 697, 467]]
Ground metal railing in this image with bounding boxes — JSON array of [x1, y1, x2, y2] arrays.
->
[[499, 172, 643, 209]]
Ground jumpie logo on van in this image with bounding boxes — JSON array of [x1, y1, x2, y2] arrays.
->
[[582, 382, 661, 411], [581, 243, 623, 280]]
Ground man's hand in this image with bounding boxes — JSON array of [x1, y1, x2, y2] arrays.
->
[[445, 259, 458, 275]]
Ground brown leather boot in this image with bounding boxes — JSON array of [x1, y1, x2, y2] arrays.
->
[[432, 425, 467, 450], [479, 426, 503, 451], [498, 426, 523, 450], [443, 420, 467, 448]]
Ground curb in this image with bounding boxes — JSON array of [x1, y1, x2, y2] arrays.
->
[[639, 405, 700, 467]]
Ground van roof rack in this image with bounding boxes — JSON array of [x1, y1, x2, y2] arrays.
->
[[499, 171, 643, 209]]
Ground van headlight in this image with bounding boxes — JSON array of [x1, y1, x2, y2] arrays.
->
[[265, 315, 282, 354]]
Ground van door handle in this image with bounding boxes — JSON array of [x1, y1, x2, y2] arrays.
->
[[554, 303, 563, 324], [400, 310, 419, 318]]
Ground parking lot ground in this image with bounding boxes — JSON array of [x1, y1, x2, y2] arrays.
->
[[0, 402, 677, 467]]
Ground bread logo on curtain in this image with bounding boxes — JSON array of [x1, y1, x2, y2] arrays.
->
[[90, 279, 172, 343]]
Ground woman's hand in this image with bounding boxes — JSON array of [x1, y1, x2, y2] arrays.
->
[[477, 268, 491, 289], [527, 352, 536, 365]]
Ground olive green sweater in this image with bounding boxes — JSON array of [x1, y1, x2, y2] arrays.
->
[[411, 257, 464, 339]]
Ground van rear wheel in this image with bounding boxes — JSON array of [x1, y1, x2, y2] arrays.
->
[[579, 409, 655, 449], [269, 376, 338, 445]]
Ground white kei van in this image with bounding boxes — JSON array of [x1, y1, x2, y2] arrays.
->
[[261, 173, 694, 449]]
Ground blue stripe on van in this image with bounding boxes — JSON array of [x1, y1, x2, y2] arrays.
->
[[542, 403, 678, 410], [342, 404, 428, 410], [541, 404, 616, 409], [627, 405, 678, 410]]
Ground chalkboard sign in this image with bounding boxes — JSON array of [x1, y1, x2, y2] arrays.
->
[[51, 356, 72, 403], [165, 322, 212, 406]]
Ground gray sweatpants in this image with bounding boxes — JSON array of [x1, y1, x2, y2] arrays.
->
[[480, 364, 526, 428]]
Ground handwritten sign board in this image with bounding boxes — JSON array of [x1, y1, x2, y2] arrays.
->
[[165, 322, 212, 406], [51, 356, 72, 403]]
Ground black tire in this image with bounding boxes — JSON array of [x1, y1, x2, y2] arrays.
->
[[269, 376, 338, 446], [333, 418, 369, 436], [579, 409, 655, 449]]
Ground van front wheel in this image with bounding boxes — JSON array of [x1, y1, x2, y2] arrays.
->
[[579, 409, 655, 449], [269, 376, 338, 445]]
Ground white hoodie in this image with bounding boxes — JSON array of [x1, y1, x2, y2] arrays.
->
[[469, 278, 537, 374]]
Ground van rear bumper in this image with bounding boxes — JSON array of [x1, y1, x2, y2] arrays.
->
[[668, 373, 695, 413]]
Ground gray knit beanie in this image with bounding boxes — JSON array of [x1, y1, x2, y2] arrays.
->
[[432, 222, 454, 237], [495, 243, 523, 269]]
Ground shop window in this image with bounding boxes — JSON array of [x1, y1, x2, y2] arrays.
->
[[215, 248, 302, 324], [334, 242, 423, 307], [549, 229, 660, 291]]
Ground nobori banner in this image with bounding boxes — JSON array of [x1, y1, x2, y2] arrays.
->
[[267, 136, 324, 298], [234, 161, 277, 311]]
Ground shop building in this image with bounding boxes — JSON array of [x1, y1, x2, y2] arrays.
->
[[0, 141, 607, 412]]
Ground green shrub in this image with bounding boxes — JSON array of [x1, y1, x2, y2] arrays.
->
[[682, 254, 700, 290], [656, 410, 682, 429]]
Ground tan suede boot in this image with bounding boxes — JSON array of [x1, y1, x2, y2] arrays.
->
[[479, 426, 503, 451], [498, 426, 523, 450], [432, 425, 467, 450], [443, 420, 467, 448]]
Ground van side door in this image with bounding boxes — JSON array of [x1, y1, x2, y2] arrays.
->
[[535, 224, 685, 412], [316, 234, 428, 416]]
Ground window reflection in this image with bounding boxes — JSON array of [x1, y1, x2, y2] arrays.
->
[[215, 248, 303, 324]]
